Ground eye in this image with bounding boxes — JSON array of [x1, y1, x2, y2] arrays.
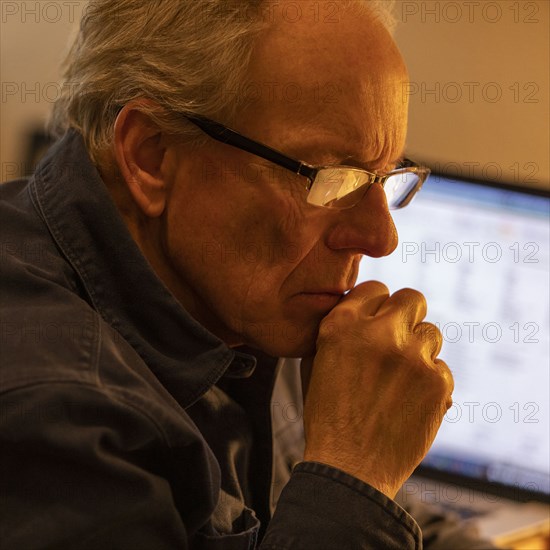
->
[[393, 158, 410, 171]]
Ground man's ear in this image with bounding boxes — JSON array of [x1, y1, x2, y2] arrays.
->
[[113, 101, 170, 218]]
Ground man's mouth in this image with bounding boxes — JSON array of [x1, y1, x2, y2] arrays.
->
[[296, 291, 345, 309]]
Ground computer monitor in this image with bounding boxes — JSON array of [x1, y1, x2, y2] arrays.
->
[[357, 173, 550, 502]]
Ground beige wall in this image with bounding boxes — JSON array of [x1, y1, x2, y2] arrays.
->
[[1, 0, 549, 189], [1, 1, 85, 181], [395, 0, 549, 189]]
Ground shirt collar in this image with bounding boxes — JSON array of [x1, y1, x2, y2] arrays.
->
[[31, 129, 256, 407]]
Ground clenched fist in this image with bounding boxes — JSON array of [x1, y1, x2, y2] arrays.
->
[[302, 280, 454, 499]]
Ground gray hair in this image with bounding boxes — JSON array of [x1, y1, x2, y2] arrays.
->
[[48, 0, 396, 162]]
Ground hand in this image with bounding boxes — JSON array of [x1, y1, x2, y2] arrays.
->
[[302, 281, 454, 499]]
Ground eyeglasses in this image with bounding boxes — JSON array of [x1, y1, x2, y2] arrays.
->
[[185, 114, 430, 210]]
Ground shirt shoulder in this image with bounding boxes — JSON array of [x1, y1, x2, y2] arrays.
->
[[0, 176, 184, 426]]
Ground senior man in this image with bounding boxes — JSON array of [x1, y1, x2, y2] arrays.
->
[[1, 1, 497, 548]]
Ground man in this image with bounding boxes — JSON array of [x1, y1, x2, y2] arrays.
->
[[1, 0, 496, 548]]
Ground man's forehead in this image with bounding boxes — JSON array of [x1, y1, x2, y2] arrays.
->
[[238, 5, 408, 166], [258, 1, 404, 71], [245, 3, 407, 118]]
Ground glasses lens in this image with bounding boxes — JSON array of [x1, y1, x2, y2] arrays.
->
[[384, 170, 423, 209], [307, 168, 373, 208]]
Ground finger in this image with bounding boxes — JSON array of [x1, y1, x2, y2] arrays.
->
[[339, 280, 390, 316], [375, 287, 427, 327], [414, 321, 443, 360], [434, 358, 455, 405], [300, 356, 314, 397]]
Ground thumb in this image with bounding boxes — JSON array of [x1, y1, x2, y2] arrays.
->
[[300, 356, 314, 398], [339, 280, 390, 315]]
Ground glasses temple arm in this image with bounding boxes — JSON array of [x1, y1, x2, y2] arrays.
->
[[185, 115, 317, 181]]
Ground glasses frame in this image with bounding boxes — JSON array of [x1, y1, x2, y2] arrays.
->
[[184, 114, 429, 208]]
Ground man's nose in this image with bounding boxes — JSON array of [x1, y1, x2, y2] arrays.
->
[[325, 183, 398, 258]]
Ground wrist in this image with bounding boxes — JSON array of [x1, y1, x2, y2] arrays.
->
[[302, 450, 398, 499]]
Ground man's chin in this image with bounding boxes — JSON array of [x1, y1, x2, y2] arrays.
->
[[244, 325, 318, 359]]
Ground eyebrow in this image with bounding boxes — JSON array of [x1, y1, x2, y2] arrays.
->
[[284, 133, 405, 170], [284, 142, 400, 171], [334, 154, 405, 172]]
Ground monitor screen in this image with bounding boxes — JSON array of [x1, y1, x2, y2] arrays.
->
[[357, 174, 550, 498]]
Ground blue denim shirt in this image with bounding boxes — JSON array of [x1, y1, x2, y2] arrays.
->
[[0, 130, 494, 549]]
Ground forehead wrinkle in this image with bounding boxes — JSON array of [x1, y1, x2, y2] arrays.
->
[[355, 73, 408, 168], [272, 90, 406, 170], [289, 65, 408, 169], [240, 3, 408, 167]]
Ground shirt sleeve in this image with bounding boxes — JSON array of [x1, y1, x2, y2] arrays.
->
[[266, 359, 500, 550], [394, 490, 501, 550], [261, 461, 422, 549]]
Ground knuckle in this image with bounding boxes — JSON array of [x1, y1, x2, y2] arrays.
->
[[357, 280, 389, 295], [416, 322, 442, 344], [318, 303, 365, 342], [410, 355, 453, 394], [317, 318, 340, 341], [429, 361, 454, 396], [438, 361, 455, 393], [330, 301, 359, 323], [394, 287, 427, 307]]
